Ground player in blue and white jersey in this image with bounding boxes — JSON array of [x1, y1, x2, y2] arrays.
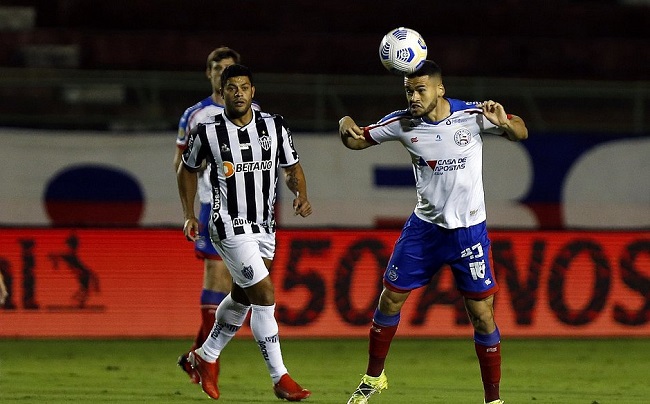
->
[[340, 60, 528, 404], [174, 46, 259, 384], [178, 64, 312, 401]]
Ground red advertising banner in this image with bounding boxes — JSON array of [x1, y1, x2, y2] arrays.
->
[[0, 228, 648, 337]]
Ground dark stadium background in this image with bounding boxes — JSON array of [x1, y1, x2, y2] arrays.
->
[[0, 0, 648, 132]]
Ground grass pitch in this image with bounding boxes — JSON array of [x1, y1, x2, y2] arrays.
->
[[1, 338, 648, 403]]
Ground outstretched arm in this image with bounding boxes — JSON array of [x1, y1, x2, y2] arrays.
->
[[339, 116, 374, 150], [283, 162, 312, 217], [481, 100, 528, 141]]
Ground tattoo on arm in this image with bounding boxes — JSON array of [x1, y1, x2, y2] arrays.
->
[[285, 163, 308, 196], [285, 165, 298, 191]]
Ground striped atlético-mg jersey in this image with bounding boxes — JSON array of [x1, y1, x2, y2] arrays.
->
[[182, 110, 299, 240], [177, 97, 225, 205], [177, 97, 260, 204]]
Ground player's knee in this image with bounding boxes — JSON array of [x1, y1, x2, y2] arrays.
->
[[468, 309, 495, 333], [464, 299, 493, 330], [379, 289, 407, 314], [245, 277, 275, 305]]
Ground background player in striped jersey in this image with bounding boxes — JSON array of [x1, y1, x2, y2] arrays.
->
[[174, 46, 260, 384], [339, 60, 528, 404], [177, 64, 312, 401]]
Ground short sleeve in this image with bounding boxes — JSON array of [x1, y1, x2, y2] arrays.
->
[[181, 125, 207, 171]]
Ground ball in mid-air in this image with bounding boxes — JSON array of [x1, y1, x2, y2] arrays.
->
[[379, 27, 427, 75]]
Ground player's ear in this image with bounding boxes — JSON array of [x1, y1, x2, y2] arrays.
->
[[251, 85, 255, 99], [438, 82, 445, 97]]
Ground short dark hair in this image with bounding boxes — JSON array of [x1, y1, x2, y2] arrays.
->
[[407, 60, 442, 79], [220, 64, 253, 89], [207, 46, 241, 69]]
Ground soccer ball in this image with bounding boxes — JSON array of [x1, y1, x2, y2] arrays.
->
[[378, 27, 428, 75]]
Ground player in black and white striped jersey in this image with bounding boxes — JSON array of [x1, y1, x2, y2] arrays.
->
[[177, 64, 312, 401], [192, 109, 297, 240], [174, 46, 255, 385]]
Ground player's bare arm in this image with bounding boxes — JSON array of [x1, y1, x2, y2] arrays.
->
[[0, 272, 8, 305], [480, 100, 528, 141], [339, 116, 373, 150], [283, 162, 312, 217], [173, 147, 183, 172], [176, 163, 199, 241]]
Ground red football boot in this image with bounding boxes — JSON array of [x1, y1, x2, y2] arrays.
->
[[273, 373, 311, 401], [188, 349, 220, 399], [177, 353, 200, 384]]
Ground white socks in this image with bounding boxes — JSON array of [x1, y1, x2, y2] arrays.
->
[[199, 296, 288, 384], [250, 304, 288, 384], [201, 293, 250, 361]]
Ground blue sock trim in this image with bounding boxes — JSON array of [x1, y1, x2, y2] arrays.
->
[[373, 308, 400, 327], [474, 326, 500, 346], [200, 290, 227, 305]]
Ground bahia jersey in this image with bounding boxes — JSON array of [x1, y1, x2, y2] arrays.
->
[[364, 97, 505, 229], [182, 110, 299, 240], [177, 97, 260, 203]]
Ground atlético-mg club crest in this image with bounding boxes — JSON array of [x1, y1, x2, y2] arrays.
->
[[241, 264, 254, 280], [258, 134, 271, 151]]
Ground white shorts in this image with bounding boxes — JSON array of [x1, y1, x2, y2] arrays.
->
[[212, 232, 276, 288]]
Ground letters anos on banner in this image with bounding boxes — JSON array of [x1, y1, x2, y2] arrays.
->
[[0, 229, 648, 338]]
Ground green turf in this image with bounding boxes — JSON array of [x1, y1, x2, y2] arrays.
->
[[1, 338, 648, 403]]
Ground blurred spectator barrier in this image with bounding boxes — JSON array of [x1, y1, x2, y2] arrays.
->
[[0, 68, 648, 133]]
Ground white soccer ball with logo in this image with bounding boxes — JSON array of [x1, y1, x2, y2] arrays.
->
[[379, 27, 428, 75]]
